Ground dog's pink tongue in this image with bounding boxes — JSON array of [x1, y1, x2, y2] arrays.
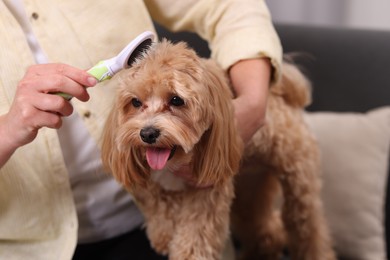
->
[[146, 148, 171, 170]]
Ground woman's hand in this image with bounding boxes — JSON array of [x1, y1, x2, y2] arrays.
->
[[229, 58, 272, 144], [0, 63, 97, 167]]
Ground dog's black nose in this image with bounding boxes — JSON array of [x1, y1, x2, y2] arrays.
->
[[140, 127, 160, 144]]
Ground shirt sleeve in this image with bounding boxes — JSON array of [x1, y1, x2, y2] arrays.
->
[[144, 0, 282, 82]]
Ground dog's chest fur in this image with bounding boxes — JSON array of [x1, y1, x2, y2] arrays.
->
[[151, 169, 186, 191]]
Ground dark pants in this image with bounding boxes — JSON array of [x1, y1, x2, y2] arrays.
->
[[72, 228, 168, 260]]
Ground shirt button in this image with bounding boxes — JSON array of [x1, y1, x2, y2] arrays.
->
[[31, 12, 39, 20], [83, 111, 91, 118]]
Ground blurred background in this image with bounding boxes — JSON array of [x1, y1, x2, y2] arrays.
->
[[266, 0, 390, 31]]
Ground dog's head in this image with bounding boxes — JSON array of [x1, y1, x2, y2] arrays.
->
[[101, 40, 243, 189]]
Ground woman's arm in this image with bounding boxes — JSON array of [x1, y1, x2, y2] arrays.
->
[[229, 58, 271, 144]]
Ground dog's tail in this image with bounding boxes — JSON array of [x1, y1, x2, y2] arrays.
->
[[270, 59, 312, 108]]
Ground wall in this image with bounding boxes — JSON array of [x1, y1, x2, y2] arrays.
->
[[266, 0, 390, 31]]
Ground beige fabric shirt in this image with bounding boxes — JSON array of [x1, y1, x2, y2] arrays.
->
[[0, 0, 282, 259]]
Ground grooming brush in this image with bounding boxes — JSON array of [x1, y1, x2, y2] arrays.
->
[[56, 31, 155, 100]]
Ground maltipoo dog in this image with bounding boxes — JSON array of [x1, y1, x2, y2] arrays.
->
[[101, 40, 335, 260]]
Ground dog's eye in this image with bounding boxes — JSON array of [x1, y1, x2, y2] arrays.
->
[[169, 96, 185, 107], [131, 98, 142, 108]]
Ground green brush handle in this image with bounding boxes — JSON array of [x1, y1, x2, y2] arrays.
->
[[52, 61, 112, 101]]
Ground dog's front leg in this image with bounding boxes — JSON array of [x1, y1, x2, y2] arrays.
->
[[168, 183, 234, 260], [133, 186, 177, 256], [146, 213, 175, 255]]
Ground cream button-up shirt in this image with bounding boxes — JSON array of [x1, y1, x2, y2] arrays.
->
[[0, 0, 281, 259]]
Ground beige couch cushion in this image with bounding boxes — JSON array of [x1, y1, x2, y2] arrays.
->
[[304, 107, 390, 260]]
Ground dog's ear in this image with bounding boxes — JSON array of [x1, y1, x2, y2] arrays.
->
[[192, 60, 244, 186], [101, 108, 149, 190]]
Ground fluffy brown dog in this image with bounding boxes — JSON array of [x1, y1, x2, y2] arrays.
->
[[101, 40, 335, 260], [101, 40, 243, 260]]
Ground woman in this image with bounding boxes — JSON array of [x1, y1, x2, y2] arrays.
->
[[0, 0, 281, 259]]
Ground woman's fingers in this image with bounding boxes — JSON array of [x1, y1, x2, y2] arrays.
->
[[23, 63, 97, 101], [3, 63, 97, 148], [25, 63, 97, 87]]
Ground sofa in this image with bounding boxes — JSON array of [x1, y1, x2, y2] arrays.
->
[[154, 23, 390, 259]]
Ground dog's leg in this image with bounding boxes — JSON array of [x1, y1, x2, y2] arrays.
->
[[278, 165, 335, 260], [232, 164, 286, 260], [132, 186, 177, 256], [269, 114, 336, 260], [277, 162, 335, 260], [145, 210, 175, 256], [168, 182, 234, 260]]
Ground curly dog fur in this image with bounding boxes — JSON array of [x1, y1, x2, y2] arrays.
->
[[101, 40, 335, 260], [232, 62, 335, 260]]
